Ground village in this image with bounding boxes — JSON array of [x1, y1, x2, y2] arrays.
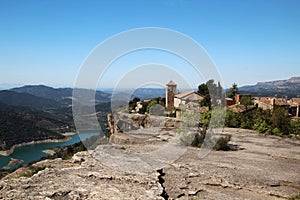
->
[[131, 80, 300, 119]]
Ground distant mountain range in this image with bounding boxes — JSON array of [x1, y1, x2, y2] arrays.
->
[[0, 90, 61, 111], [238, 77, 300, 98], [0, 85, 116, 151], [11, 85, 111, 106], [131, 88, 165, 99]]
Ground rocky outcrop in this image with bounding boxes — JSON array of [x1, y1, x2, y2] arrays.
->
[[107, 113, 120, 136], [107, 112, 181, 135], [0, 151, 164, 200], [163, 128, 300, 199], [1, 128, 300, 199], [107, 112, 182, 147]]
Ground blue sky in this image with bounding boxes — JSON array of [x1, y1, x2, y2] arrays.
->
[[0, 0, 299, 89]]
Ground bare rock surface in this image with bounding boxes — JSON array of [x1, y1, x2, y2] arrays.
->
[[163, 128, 300, 199], [0, 151, 164, 200], [0, 128, 300, 199]]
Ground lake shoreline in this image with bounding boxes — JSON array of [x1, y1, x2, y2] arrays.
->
[[2, 158, 24, 170], [0, 132, 77, 156]]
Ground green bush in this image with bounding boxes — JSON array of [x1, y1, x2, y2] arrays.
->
[[213, 135, 231, 151], [225, 110, 240, 127], [271, 106, 291, 135], [223, 106, 294, 137], [253, 120, 271, 133], [146, 98, 165, 113], [291, 119, 300, 135], [190, 133, 205, 147], [272, 128, 282, 136], [189, 132, 231, 151], [240, 122, 248, 129]]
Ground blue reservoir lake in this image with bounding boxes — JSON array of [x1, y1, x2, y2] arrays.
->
[[0, 131, 100, 170]]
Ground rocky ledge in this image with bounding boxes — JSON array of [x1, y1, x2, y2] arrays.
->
[[0, 128, 300, 199]]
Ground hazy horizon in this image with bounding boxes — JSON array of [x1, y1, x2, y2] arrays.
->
[[1, 1, 299, 89], [1, 75, 300, 91]]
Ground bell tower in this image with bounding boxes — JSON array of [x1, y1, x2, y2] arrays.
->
[[166, 80, 177, 108]]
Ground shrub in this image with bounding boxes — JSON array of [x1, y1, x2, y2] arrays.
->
[[271, 106, 291, 135], [240, 122, 248, 129], [272, 128, 282, 136], [213, 135, 231, 151], [291, 119, 300, 135], [189, 131, 231, 151], [253, 120, 271, 133], [225, 110, 240, 127], [190, 133, 205, 147]]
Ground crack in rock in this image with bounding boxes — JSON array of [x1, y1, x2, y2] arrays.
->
[[157, 169, 169, 200]]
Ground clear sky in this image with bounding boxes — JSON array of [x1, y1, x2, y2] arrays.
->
[[0, 0, 299, 89]]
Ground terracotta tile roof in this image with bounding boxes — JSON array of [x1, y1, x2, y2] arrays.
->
[[175, 91, 204, 101], [258, 97, 271, 105], [228, 105, 248, 113], [166, 80, 177, 86], [175, 90, 194, 98], [275, 98, 289, 106], [257, 97, 289, 106]]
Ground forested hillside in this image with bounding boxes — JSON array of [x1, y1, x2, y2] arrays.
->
[[0, 102, 73, 151]]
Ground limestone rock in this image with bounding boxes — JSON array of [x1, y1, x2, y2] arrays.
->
[[1, 128, 300, 199]]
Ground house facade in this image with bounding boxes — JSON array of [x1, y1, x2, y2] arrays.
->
[[289, 98, 300, 118], [254, 97, 289, 110], [253, 97, 299, 118], [174, 91, 204, 108]]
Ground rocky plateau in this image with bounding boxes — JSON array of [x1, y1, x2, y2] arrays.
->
[[0, 126, 300, 199]]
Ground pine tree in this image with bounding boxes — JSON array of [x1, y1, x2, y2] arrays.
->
[[227, 83, 238, 99]]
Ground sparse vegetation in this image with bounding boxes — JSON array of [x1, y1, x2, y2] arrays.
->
[[179, 107, 231, 151], [289, 194, 300, 200], [146, 98, 165, 113], [49, 141, 87, 160], [188, 132, 231, 151], [128, 97, 140, 111], [22, 165, 50, 177], [213, 135, 232, 151], [128, 97, 165, 114]]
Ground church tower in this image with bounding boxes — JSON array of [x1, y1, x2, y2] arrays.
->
[[166, 80, 177, 108]]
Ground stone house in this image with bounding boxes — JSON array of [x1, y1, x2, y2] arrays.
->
[[174, 91, 204, 108], [254, 97, 289, 111], [288, 98, 300, 118]]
